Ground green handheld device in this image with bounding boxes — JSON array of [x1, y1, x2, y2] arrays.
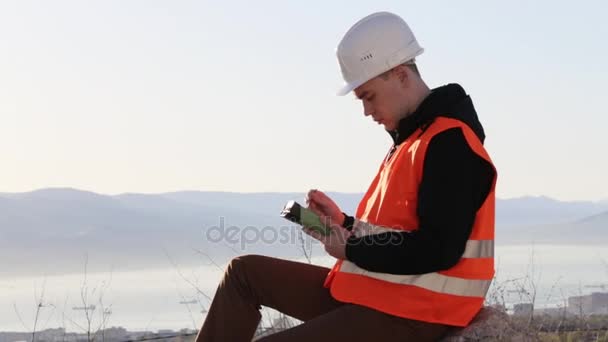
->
[[280, 200, 332, 236]]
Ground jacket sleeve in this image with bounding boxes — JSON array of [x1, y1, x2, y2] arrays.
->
[[344, 128, 495, 275]]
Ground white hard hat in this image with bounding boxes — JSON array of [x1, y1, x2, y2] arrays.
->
[[336, 12, 424, 96]]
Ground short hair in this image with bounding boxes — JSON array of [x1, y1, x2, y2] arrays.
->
[[379, 60, 420, 80], [406, 63, 420, 77]]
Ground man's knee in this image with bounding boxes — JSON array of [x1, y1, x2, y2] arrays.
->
[[226, 254, 263, 277]]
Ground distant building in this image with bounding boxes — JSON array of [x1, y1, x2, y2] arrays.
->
[[534, 306, 570, 318], [568, 292, 608, 315], [513, 303, 534, 316], [97, 327, 128, 341], [0, 327, 154, 342], [178, 328, 196, 335]]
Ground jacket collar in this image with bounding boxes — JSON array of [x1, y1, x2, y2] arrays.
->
[[388, 83, 486, 145]]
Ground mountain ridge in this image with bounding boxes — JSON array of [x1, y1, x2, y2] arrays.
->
[[1, 188, 606, 277]]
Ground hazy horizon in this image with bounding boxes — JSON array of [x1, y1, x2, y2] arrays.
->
[[1, 186, 608, 202]]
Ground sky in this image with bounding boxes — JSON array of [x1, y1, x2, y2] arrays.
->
[[0, 0, 606, 201]]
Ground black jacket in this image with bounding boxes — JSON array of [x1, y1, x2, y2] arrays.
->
[[343, 83, 495, 275]]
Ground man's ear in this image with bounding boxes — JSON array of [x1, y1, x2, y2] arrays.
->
[[395, 64, 409, 87]]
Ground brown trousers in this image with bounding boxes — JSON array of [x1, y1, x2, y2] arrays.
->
[[195, 254, 450, 341]]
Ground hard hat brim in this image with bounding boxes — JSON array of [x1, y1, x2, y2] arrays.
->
[[336, 79, 367, 96]]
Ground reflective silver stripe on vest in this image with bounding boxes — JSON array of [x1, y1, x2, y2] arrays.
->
[[352, 219, 401, 237], [339, 261, 492, 297], [353, 219, 494, 258], [462, 239, 494, 258]]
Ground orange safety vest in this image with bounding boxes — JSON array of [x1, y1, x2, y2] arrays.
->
[[324, 117, 497, 327]]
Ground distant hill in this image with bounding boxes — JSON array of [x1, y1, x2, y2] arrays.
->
[[499, 210, 608, 245], [495, 196, 608, 227], [0, 188, 606, 276], [0, 188, 361, 277]]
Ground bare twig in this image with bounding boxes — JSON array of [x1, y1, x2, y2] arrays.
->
[[163, 249, 213, 303], [297, 231, 311, 264], [175, 285, 198, 330], [13, 302, 29, 331], [31, 278, 47, 342], [191, 247, 226, 272]]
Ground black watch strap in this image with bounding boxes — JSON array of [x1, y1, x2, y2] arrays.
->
[[341, 212, 355, 231]]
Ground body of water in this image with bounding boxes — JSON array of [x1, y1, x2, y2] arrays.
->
[[1, 244, 607, 332]]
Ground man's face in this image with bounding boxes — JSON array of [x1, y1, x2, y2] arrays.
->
[[353, 70, 409, 131]]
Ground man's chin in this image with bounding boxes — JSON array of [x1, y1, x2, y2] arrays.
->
[[382, 121, 396, 131]]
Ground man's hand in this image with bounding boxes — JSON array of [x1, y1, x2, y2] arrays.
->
[[303, 224, 352, 260], [306, 189, 344, 227]]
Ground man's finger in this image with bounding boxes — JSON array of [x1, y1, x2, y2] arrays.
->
[[302, 227, 324, 241], [308, 202, 324, 217], [306, 189, 318, 201]]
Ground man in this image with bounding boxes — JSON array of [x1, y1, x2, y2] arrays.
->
[[196, 11, 496, 341]]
